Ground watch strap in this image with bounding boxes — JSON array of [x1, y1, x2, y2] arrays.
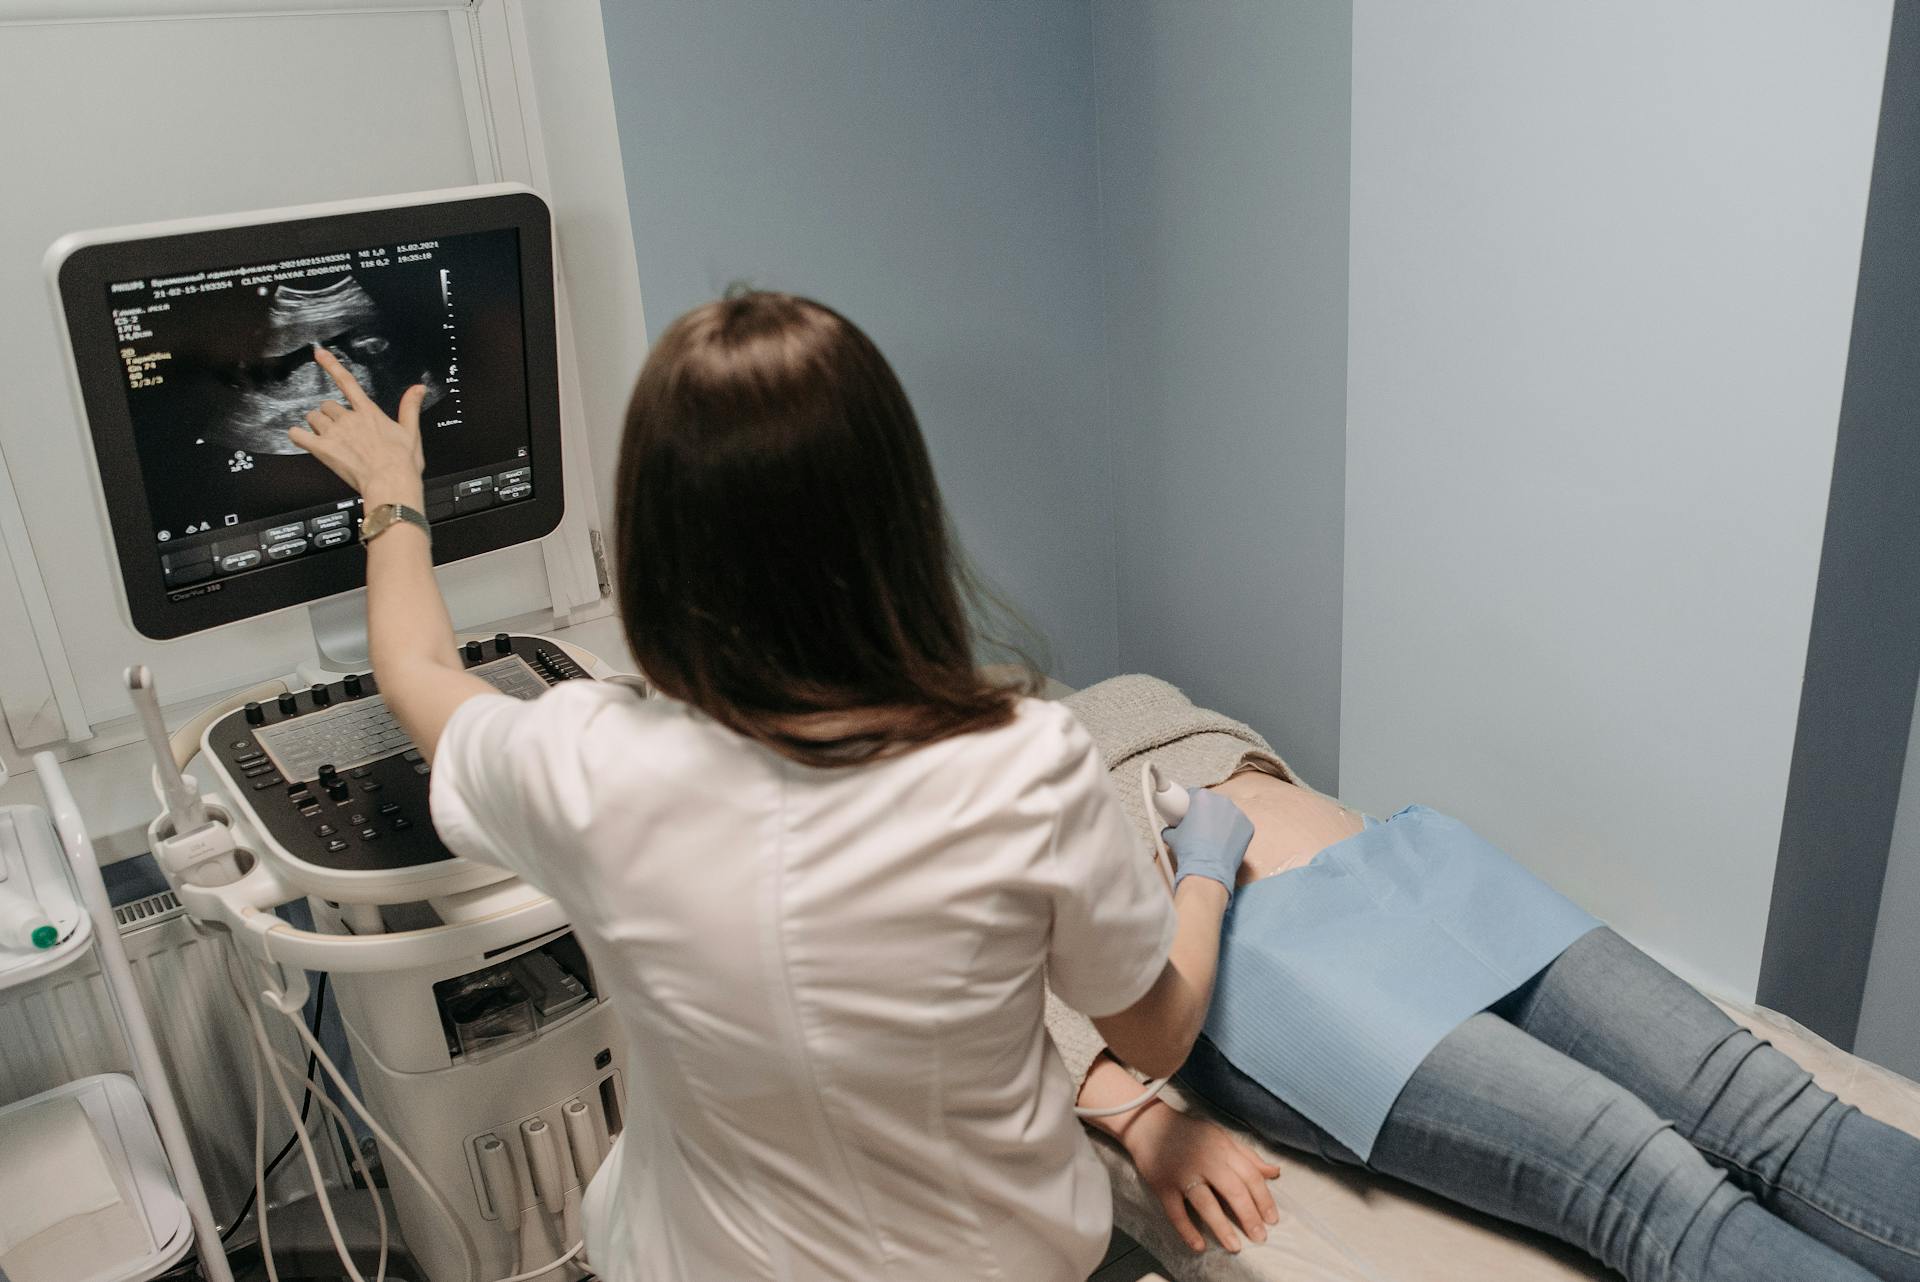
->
[[359, 502, 431, 545]]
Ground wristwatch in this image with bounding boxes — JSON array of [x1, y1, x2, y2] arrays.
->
[[358, 502, 431, 546]]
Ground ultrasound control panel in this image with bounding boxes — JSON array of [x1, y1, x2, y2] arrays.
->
[[207, 633, 589, 875]]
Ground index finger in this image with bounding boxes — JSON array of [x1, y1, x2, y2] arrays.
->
[[312, 344, 373, 409]]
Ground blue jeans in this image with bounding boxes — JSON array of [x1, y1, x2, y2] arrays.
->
[[1178, 928, 1920, 1282]]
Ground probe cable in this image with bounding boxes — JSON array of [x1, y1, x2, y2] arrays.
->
[[221, 971, 329, 1244], [238, 944, 588, 1282], [225, 945, 388, 1282]]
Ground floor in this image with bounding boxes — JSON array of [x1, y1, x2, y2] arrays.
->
[[217, 1196, 1167, 1281], [1091, 1228, 1170, 1281]]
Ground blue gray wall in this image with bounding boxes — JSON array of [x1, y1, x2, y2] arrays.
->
[[1342, 1, 1891, 998], [598, 0, 1117, 685], [599, 2, 1913, 1018], [1090, 2, 1351, 789]]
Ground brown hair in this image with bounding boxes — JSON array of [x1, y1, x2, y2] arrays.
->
[[613, 290, 1037, 766]]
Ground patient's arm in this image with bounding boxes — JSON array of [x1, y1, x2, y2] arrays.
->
[[1078, 1052, 1281, 1255]]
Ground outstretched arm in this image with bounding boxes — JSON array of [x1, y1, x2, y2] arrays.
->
[[289, 346, 494, 758], [1092, 878, 1231, 1078], [1092, 789, 1253, 1079]]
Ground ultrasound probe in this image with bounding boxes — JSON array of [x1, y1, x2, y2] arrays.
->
[[127, 664, 208, 837]]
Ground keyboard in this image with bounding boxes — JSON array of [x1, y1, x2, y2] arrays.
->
[[255, 655, 549, 782]]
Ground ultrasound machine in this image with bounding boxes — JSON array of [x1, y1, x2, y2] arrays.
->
[[45, 184, 628, 1282]]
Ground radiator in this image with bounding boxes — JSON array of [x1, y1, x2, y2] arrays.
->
[[0, 889, 352, 1234]]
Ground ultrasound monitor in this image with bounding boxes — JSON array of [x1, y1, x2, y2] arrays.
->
[[47, 184, 563, 640]]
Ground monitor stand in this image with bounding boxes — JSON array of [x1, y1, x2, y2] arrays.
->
[[309, 592, 373, 673], [302, 554, 567, 681]]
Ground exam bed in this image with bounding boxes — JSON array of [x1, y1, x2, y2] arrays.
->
[[1028, 674, 1920, 1282], [1093, 996, 1920, 1281]]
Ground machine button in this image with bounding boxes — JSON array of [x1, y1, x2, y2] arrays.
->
[[244, 701, 265, 726], [235, 751, 265, 767], [243, 763, 273, 778], [161, 544, 213, 571], [313, 528, 353, 550], [496, 482, 532, 503], [309, 683, 331, 706], [299, 804, 322, 818], [377, 802, 401, 815], [402, 749, 422, 763], [496, 467, 531, 488], [314, 823, 336, 838], [343, 673, 364, 697], [165, 561, 214, 587], [455, 475, 496, 498], [307, 511, 351, 534], [219, 549, 262, 573], [358, 779, 383, 793], [251, 775, 283, 790], [267, 538, 309, 562], [349, 766, 371, 779], [389, 817, 413, 832], [346, 812, 367, 827], [229, 739, 252, 752], [358, 826, 382, 842], [452, 488, 496, 515], [265, 522, 305, 545], [494, 632, 511, 654], [325, 838, 350, 854], [413, 763, 432, 776]]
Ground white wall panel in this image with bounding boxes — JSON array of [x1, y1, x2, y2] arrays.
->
[[0, 11, 477, 737]]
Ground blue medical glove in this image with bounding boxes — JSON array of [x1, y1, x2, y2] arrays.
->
[[1165, 788, 1254, 899]]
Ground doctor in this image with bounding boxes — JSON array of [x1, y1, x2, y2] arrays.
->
[[289, 290, 1259, 1281]]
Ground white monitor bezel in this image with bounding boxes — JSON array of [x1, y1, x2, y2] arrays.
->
[[44, 182, 565, 641]]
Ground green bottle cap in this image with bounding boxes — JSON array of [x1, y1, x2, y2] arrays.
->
[[29, 924, 56, 950]]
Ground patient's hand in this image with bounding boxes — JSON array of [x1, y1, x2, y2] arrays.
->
[[1123, 1098, 1282, 1254], [1079, 1054, 1281, 1254]]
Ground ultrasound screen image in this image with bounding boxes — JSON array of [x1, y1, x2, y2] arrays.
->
[[107, 228, 529, 540]]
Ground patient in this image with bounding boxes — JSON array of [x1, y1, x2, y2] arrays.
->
[[1052, 676, 1920, 1282]]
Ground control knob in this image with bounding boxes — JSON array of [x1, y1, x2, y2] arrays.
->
[[494, 632, 511, 654], [244, 701, 264, 726], [343, 673, 364, 698], [310, 683, 331, 707], [463, 640, 483, 662], [276, 691, 297, 715], [326, 779, 350, 801]]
